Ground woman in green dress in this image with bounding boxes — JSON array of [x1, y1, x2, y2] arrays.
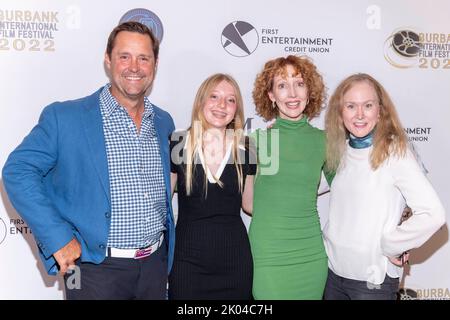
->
[[249, 55, 328, 299]]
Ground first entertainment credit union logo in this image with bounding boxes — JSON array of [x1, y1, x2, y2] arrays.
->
[[221, 21, 259, 57], [0, 217, 7, 245]]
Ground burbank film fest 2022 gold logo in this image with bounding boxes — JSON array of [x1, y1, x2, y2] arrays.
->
[[0, 7, 82, 52], [384, 28, 450, 69]]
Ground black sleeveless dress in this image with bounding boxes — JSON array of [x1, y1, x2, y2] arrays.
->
[[168, 134, 255, 300]]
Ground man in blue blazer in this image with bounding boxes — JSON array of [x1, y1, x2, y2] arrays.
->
[[2, 22, 175, 299]]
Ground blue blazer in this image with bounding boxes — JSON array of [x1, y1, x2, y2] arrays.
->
[[2, 88, 175, 275]]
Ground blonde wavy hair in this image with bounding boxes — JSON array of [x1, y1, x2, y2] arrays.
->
[[185, 74, 245, 196], [325, 73, 407, 172], [252, 55, 326, 121]]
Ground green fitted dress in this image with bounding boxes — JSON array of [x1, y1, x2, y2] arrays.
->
[[249, 116, 328, 299]]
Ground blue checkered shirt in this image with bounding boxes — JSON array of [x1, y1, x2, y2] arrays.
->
[[100, 84, 166, 249]]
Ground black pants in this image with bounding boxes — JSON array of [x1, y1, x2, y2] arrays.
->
[[64, 240, 168, 300], [323, 268, 399, 300]]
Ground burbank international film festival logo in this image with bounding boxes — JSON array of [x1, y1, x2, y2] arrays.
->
[[0, 9, 60, 52], [384, 28, 450, 69], [399, 286, 450, 300], [119, 8, 164, 43]]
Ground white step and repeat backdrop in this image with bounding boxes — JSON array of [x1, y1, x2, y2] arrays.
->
[[0, 0, 449, 299]]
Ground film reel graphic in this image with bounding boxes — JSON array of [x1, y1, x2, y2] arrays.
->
[[398, 288, 418, 300], [384, 29, 422, 68], [392, 30, 421, 57]]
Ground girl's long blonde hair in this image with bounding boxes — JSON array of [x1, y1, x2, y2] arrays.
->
[[185, 74, 245, 196], [325, 73, 407, 172]]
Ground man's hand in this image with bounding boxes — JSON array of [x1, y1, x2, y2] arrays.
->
[[53, 238, 81, 275]]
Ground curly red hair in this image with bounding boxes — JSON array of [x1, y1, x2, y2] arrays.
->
[[252, 55, 326, 121]]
